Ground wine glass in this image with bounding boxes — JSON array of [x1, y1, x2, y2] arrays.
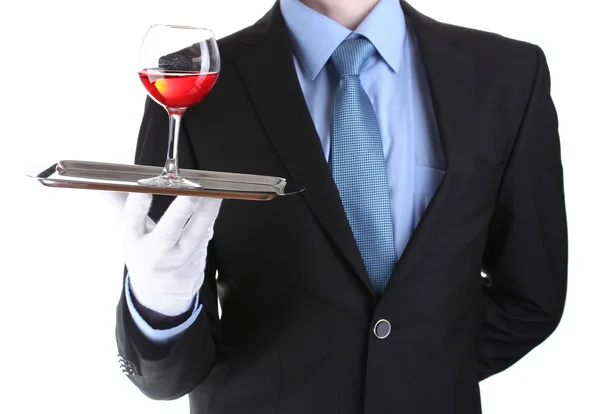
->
[[137, 24, 220, 188]]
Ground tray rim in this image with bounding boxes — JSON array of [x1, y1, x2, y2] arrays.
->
[[57, 159, 288, 187], [26, 160, 304, 200]]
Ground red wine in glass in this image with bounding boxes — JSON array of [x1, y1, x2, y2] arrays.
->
[[137, 25, 220, 189], [138, 69, 218, 113]]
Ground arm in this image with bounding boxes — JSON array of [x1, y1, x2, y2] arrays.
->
[[115, 97, 222, 399], [478, 45, 568, 381]]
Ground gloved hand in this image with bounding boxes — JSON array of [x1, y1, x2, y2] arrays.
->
[[119, 192, 222, 316]]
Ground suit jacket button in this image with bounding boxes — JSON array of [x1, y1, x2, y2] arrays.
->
[[374, 319, 391, 339], [481, 271, 492, 287]]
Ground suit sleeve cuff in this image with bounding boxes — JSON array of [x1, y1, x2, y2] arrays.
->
[[124, 274, 202, 345]]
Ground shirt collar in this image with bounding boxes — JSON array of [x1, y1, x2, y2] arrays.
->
[[280, 0, 406, 80]]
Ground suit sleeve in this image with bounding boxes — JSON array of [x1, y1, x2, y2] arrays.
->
[[478, 45, 568, 381], [115, 97, 222, 399], [124, 273, 203, 344]]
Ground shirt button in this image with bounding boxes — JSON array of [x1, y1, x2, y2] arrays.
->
[[374, 319, 391, 339]]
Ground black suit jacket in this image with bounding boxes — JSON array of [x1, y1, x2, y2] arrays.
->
[[115, 1, 568, 413]]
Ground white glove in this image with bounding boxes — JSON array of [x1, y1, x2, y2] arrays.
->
[[119, 192, 222, 316]]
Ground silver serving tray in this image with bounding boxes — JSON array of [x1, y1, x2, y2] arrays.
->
[[26, 160, 304, 201]]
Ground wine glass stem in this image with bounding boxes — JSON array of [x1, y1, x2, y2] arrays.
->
[[162, 111, 184, 180]]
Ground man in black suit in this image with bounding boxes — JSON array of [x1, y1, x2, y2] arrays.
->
[[115, 0, 568, 413]]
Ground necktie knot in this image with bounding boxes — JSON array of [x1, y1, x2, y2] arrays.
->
[[331, 37, 376, 77]]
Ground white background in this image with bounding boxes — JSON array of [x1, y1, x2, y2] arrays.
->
[[1, 0, 598, 412]]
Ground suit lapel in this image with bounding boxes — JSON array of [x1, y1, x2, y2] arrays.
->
[[235, 3, 375, 296], [384, 1, 479, 294]]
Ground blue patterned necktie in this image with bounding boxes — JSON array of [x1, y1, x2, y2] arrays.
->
[[330, 37, 397, 295]]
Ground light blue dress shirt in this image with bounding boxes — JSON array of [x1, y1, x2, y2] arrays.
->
[[127, 0, 445, 343]]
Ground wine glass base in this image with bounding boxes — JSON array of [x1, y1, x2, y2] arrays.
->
[[137, 176, 203, 189]]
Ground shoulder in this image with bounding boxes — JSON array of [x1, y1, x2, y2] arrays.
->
[[216, 6, 274, 64], [447, 21, 541, 67], [431, 18, 545, 84], [402, 0, 546, 86], [216, 26, 254, 61]]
